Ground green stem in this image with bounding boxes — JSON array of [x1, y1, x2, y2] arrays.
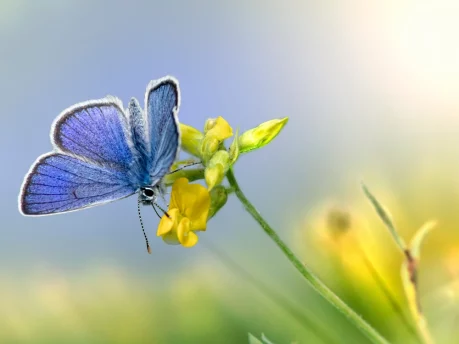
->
[[226, 168, 390, 344]]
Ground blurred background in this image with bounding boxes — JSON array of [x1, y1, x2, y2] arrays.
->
[[2, 0, 459, 343]]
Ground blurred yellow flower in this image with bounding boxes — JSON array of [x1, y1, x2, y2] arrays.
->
[[310, 203, 358, 251], [296, 201, 393, 286], [157, 178, 210, 247], [325, 207, 352, 240]]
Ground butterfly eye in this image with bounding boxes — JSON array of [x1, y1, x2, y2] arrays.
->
[[143, 188, 154, 198]]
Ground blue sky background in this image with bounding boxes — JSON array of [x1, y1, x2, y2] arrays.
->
[[2, 0, 459, 276], [2, 0, 363, 272], [3, 0, 459, 278]]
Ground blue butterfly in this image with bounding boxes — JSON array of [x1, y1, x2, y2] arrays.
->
[[18, 76, 180, 241]]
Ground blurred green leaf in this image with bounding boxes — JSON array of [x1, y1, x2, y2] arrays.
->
[[410, 220, 436, 259], [248, 333, 264, 344], [401, 221, 436, 344], [361, 183, 407, 252], [261, 333, 275, 344], [400, 260, 417, 317], [248, 333, 276, 344]]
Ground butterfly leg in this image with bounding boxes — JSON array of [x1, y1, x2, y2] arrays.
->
[[168, 161, 202, 174]]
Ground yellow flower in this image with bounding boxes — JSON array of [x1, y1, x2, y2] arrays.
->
[[179, 124, 203, 157], [157, 178, 210, 247], [201, 117, 233, 162], [204, 116, 233, 140], [179, 117, 233, 163]]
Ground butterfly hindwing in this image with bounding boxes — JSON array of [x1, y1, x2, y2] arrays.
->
[[127, 97, 150, 182]]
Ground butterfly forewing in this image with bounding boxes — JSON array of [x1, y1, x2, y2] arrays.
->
[[52, 97, 134, 169], [145, 77, 180, 182], [19, 153, 136, 215]]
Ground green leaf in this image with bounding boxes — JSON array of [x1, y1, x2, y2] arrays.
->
[[410, 220, 436, 259], [248, 333, 276, 344], [208, 185, 228, 219], [401, 221, 436, 344], [361, 183, 407, 252], [163, 168, 204, 186], [400, 260, 418, 317], [248, 333, 263, 344], [229, 128, 240, 165], [261, 333, 275, 344]]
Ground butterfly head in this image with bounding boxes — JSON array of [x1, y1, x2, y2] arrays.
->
[[139, 185, 160, 205]]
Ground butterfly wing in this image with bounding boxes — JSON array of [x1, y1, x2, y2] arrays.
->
[[52, 97, 134, 169], [19, 98, 142, 216], [19, 153, 136, 215], [144, 76, 180, 183], [127, 97, 150, 183]]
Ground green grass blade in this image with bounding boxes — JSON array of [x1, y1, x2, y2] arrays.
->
[[361, 182, 407, 252]]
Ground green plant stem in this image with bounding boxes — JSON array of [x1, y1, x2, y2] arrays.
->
[[226, 168, 390, 344]]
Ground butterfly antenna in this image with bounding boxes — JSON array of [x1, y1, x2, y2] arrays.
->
[[151, 203, 162, 219], [169, 161, 202, 174], [153, 202, 171, 219], [137, 199, 152, 254]]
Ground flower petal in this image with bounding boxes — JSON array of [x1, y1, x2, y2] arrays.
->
[[208, 117, 233, 141], [177, 217, 199, 247], [161, 230, 181, 245], [167, 178, 211, 234], [157, 208, 179, 236], [179, 124, 203, 157], [169, 178, 189, 211], [187, 187, 211, 230]]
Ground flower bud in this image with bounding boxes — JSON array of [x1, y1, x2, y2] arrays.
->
[[200, 136, 221, 163], [238, 117, 288, 154], [204, 150, 230, 190], [200, 117, 233, 163]]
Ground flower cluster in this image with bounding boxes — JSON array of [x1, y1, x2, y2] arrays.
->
[[157, 116, 288, 247]]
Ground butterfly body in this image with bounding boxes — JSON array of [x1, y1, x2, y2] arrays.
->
[[19, 76, 180, 216]]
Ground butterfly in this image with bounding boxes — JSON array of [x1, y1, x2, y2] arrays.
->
[[18, 76, 181, 251]]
